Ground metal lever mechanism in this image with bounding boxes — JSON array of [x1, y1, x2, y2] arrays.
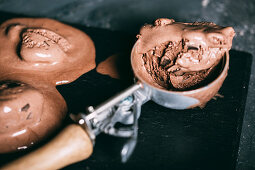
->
[[71, 82, 150, 163]]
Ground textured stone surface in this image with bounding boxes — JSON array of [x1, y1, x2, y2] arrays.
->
[[0, 0, 254, 169]]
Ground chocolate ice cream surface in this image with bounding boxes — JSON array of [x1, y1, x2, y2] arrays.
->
[[138, 18, 235, 90], [0, 18, 95, 85], [0, 18, 95, 153]]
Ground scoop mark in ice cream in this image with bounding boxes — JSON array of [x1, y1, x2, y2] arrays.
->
[[0, 81, 26, 98], [139, 18, 235, 90], [20, 28, 71, 64], [22, 28, 70, 52]]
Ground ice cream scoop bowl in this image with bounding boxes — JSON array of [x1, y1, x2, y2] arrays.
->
[[131, 41, 229, 109]]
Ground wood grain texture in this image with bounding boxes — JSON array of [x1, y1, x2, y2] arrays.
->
[[1, 124, 93, 170]]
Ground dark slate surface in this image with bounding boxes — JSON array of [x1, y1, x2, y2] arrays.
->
[[58, 27, 252, 169], [0, 1, 254, 168], [59, 27, 252, 170]]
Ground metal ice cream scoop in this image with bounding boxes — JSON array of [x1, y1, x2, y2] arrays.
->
[[70, 41, 229, 163], [2, 42, 229, 170]]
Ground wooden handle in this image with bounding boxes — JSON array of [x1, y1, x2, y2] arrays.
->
[[1, 124, 93, 170]]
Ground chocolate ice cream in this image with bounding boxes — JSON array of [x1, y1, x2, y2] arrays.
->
[[138, 18, 235, 90], [20, 28, 70, 64], [0, 80, 66, 153], [0, 18, 96, 153], [0, 18, 95, 85]]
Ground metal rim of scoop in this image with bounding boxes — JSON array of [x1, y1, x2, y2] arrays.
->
[[131, 41, 229, 109]]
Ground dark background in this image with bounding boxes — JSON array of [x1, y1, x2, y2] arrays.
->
[[0, 0, 254, 169]]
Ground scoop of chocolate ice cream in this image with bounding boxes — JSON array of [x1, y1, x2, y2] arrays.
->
[[0, 80, 66, 153], [0, 18, 95, 85], [138, 18, 235, 90], [0, 81, 43, 134]]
